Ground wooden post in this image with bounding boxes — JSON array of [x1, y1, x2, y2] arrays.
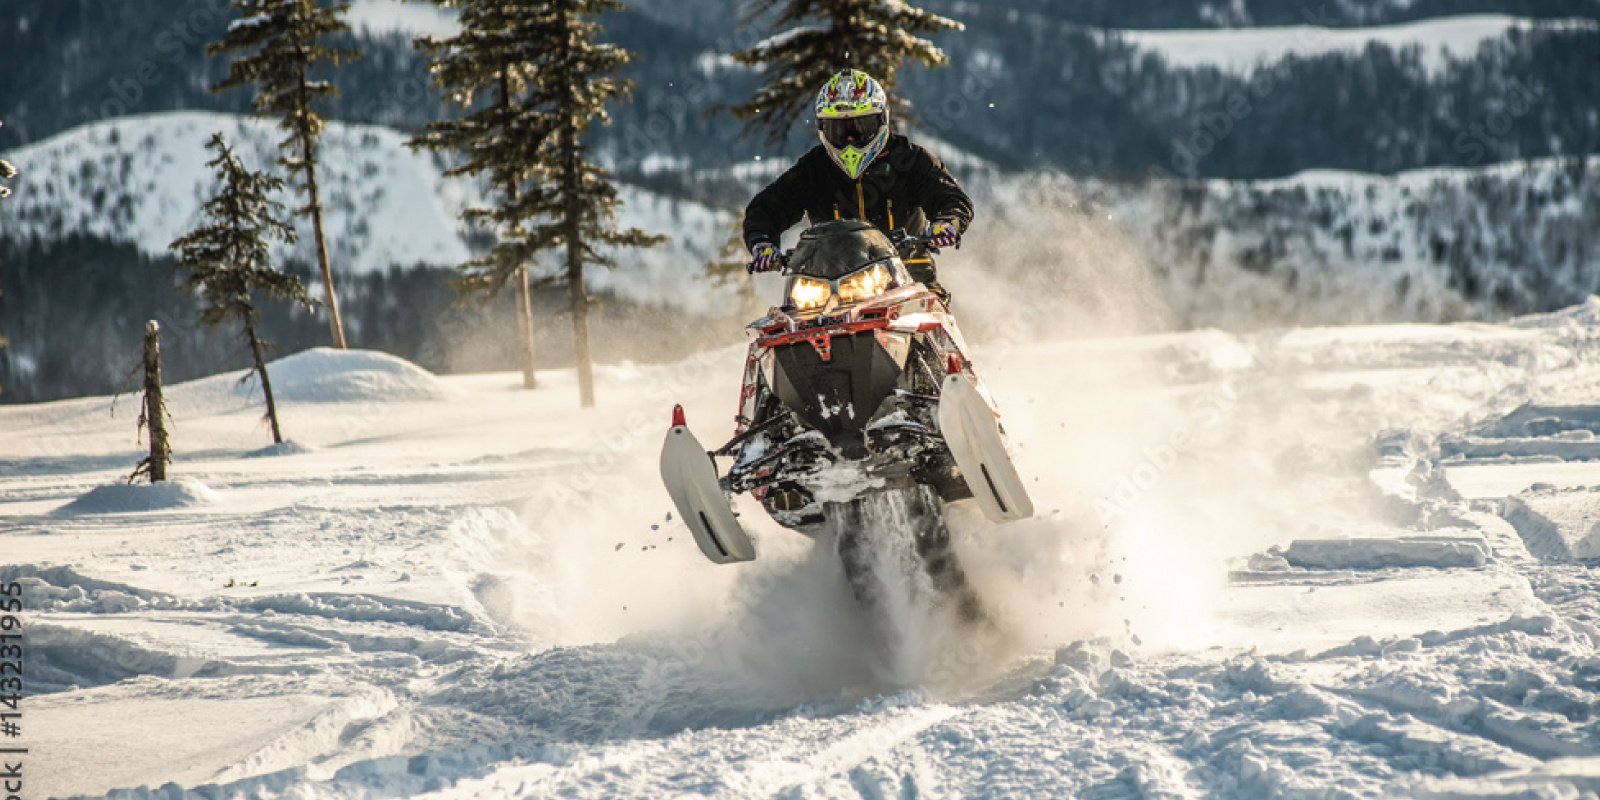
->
[[141, 321, 171, 482]]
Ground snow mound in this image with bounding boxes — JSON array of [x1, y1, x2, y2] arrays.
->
[[1471, 404, 1600, 440], [54, 479, 220, 516], [1282, 536, 1492, 570], [1502, 489, 1600, 562], [28, 623, 221, 694], [1444, 404, 1600, 461], [244, 440, 316, 459], [238, 592, 480, 633], [252, 348, 456, 404], [0, 564, 183, 613]]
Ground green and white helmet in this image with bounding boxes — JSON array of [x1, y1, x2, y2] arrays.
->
[[814, 69, 890, 180]]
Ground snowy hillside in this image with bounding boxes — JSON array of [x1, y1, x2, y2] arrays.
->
[[1124, 15, 1599, 75], [5, 303, 1600, 796], [6, 110, 1594, 340], [0, 112, 736, 313], [956, 157, 1600, 331], [343, 0, 458, 39]]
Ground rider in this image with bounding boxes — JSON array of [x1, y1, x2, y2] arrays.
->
[[743, 69, 974, 300]]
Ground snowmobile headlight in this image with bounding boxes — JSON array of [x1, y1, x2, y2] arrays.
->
[[789, 276, 832, 311], [836, 263, 894, 305]]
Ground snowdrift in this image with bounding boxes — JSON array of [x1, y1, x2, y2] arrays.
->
[[54, 479, 221, 516]]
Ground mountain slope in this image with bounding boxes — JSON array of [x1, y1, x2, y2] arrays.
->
[[0, 111, 736, 313], [6, 111, 1598, 340]]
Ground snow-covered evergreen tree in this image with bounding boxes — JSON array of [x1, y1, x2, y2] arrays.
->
[[210, 0, 362, 350], [411, 0, 551, 390], [729, 0, 963, 144], [170, 133, 316, 445], [415, 0, 661, 407]]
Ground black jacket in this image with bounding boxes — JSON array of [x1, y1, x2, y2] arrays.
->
[[743, 134, 974, 253]]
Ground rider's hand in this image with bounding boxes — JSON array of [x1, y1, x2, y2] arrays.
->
[[747, 241, 783, 274], [927, 219, 961, 249]]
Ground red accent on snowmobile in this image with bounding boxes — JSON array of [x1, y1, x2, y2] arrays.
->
[[756, 317, 891, 351], [672, 404, 686, 427], [947, 354, 963, 375]]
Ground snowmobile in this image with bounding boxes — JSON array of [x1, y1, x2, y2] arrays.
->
[[660, 220, 1033, 617]]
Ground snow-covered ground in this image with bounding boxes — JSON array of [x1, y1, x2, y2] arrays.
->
[[5, 291, 1600, 796], [1123, 14, 1600, 75]]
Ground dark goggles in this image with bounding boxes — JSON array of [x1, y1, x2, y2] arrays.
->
[[820, 114, 885, 149]]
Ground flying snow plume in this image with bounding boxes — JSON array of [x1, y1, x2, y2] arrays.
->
[[949, 169, 1176, 345], [934, 173, 1400, 663], [488, 174, 1406, 707]]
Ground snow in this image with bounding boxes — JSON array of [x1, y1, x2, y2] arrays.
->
[[343, 0, 459, 40], [1124, 14, 1600, 76], [5, 298, 1600, 795], [1058, 157, 1600, 328], [1, 112, 470, 275], [0, 111, 737, 314], [54, 479, 222, 516]]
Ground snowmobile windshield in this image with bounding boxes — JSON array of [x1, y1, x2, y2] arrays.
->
[[788, 220, 898, 281]]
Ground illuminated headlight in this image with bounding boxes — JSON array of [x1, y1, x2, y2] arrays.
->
[[789, 276, 832, 311], [836, 263, 894, 305]]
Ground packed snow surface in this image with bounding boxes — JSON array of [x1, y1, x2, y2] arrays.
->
[[5, 300, 1600, 797]]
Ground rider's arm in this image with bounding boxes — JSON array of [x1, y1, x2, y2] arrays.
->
[[909, 146, 975, 233], [743, 158, 812, 252]]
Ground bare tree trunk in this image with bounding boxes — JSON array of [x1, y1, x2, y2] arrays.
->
[[555, 12, 595, 409], [499, 70, 538, 390], [303, 135, 347, 350], [244, 315, 284, 444], [515, 263, 538, 389], [562, 124, 595, 409], [141, 320, 171, 482]]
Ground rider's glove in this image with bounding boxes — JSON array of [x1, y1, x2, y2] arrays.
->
[[747, 241, 783, 274], [927, 219, 961, 249]]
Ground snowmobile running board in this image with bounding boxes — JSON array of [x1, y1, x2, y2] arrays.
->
[[938, 373, 1036, 523], [660, 406, 757, 565]]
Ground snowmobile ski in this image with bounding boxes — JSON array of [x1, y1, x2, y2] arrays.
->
[[938, 372, 1035, 523], [660, 406, 756, 564]]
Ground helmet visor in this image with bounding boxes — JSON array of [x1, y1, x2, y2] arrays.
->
[[820, 114, 885, 149]]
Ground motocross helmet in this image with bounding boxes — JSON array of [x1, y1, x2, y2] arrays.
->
[[814, 69, 890, 180]]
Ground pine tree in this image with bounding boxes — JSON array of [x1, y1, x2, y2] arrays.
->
[[411, 1, 552, 391], [729, 0, 963, 144], [415, 0, 661, 407], [210, 0, 362, 350], [170, 133, 316, 445]]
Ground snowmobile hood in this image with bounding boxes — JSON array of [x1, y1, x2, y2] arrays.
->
[[788, 220, 898, 281]]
